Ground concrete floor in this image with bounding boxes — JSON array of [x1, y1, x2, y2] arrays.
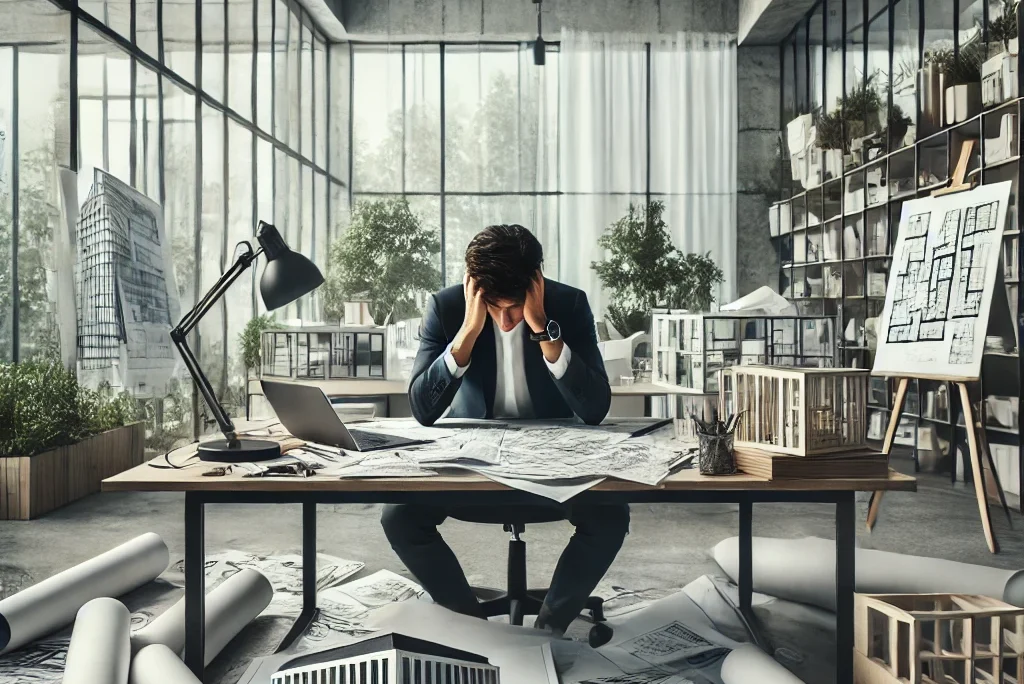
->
[[3, 454, 1024, 682]]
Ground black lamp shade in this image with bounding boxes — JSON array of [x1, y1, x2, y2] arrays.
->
[[533, 37, 546, 65], [256, 221, 325, 311]]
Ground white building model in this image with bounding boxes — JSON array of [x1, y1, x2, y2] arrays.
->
[[272, 633, 500, 684]]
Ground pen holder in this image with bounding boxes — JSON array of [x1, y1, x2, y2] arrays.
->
[[697, 432, 736, 475]]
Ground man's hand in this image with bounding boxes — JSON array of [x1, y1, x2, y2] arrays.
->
[[524, 271, 547, 334], [525, 271, 564, 363], [452, 275, 486, 367]]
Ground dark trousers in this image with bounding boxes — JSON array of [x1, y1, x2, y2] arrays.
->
[[380, 502, 630, 632]]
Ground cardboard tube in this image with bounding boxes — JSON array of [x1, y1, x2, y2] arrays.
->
[[63, 598, 131, 684], [721, 645, 804, 684], [713, 536, 1024, 611], [0, 533, 169, 655], [130, 568, 273, 666], [129, 644, 202, 684]]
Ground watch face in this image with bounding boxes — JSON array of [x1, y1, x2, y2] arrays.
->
[[546, 319, 561, 341]]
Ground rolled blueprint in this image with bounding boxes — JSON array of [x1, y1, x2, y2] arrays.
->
[[130, 568, 273, 665], [129, 644, 202, 684], [0, 532, 169, 655], [63, 598, 131, 684], [721, 645, 805, 684], [713, 536, 1024, 611]]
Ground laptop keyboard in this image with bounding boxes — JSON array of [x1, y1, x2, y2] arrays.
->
[[349, 428, 408, 450]]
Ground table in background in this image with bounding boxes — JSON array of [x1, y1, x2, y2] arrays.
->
[[103, 441, 915, 684]]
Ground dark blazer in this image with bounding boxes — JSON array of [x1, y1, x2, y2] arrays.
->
[[408, 278, 611, 426]]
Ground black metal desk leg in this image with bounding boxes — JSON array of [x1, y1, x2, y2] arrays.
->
[[738, 500, 753, 612], [275, 501, 320, 653], [303, 501, 317, 613], [184, 492, 206, 680], [836, 493, 856, 684]]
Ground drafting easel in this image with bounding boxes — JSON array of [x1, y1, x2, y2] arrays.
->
[[865, 141, 1012, 554]]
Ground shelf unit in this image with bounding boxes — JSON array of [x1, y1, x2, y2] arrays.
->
[[772, 0, 1023, 509]]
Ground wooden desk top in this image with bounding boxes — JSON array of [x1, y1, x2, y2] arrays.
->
[[103, 460, 915, 494]]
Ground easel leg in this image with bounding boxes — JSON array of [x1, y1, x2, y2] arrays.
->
[[958, 382, 999, 554], [976, 411, 1013, 528], [867, 378, 910, 531]]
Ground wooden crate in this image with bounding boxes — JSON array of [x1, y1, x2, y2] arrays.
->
[[855, 593, 1024, 684], [719, 365, 869, 456], [0, 422, 145, 520]]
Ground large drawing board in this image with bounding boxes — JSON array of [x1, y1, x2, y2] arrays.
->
[[872, 181, 1013, 381]]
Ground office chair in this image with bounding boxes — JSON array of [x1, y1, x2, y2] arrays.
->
[[456, 510, 611, 645]]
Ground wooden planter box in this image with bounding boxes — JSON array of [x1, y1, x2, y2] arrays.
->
[[0, 422, 145, 520], [855, 593, 1024, 684], [719, 365, 869, 456]]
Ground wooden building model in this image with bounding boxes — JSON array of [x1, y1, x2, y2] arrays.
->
[[719, 365, 869, 456], [854, 593, 1024, 684]]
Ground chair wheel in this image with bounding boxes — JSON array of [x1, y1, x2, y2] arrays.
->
[[589, 599, 605, 622], [509, 599, 524, 626], [588, 622, 613, 648]]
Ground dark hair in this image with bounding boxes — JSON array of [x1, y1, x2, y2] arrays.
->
[[464, 224, 543, 303]]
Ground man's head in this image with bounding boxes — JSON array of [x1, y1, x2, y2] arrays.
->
[[464, 224, 543, 332]]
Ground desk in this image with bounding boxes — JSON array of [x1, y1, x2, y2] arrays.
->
[[103, 454, 915, 684]]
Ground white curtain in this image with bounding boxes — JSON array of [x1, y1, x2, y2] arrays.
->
[[558, 30, 737, 317]]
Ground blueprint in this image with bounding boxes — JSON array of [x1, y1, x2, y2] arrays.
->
[[873, 182, 1012, 380], [332, 570, 426, 608]]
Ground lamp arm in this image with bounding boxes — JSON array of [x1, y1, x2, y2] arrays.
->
[[170, 242, 264, 442]]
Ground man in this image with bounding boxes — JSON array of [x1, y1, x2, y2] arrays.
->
[[381, 224, 629, 636]]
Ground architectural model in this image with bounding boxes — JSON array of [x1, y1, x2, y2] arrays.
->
[[271, 633, 499, 684]]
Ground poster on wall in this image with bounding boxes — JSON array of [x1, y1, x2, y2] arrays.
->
[[872, 181, 1013, 381], [76, 169, 180, 397]]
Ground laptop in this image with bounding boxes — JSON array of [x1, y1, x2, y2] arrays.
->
[[261, 380, 428, 452]]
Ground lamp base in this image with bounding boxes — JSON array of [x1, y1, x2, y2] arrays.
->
[[198, 438, 282, 463]]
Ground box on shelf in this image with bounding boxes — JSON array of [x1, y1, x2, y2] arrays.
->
[[982, 47, 1018, 108], [720, 366, 870, 456], [985, 112, 1017, 165], [854, 593, 1024, 684]]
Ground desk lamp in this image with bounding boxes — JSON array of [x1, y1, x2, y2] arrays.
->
[[170, 220, 324, 462]]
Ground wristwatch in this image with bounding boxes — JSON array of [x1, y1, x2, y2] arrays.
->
[[529, 319, 562, 343]]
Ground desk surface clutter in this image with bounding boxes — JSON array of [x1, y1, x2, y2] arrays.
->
[[104, 418, 915, 499]]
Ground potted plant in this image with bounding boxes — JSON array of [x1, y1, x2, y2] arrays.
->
[[0, 362, 144, 519], [591, 201, 725, 337], [814, 109, 845, 180], [983, 0, 1020, 106], [322, 198, 443, 326], [927, 42, 984, 125]]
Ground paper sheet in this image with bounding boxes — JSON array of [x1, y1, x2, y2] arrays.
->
[[332, 570, 426, 608]]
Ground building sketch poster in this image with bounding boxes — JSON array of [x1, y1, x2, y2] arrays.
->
[[76, 169, 180, 397], [872, 181, 1012, 381]]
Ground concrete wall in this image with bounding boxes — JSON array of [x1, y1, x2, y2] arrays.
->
[[341, 0, 738, 37], [736, 45, 781, 295], [340, 0, 781, 298]]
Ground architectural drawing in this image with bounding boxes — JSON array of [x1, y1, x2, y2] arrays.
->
[[873, 182, 1012, 380], [0, 637, 67, 684], [76, 169, 180, 397], [333, 570, 426, 608]]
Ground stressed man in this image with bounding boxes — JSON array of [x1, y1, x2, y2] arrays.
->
[[381, 224, 629, 635]]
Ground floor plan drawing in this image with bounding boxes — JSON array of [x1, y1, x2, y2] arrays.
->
[[873, 182, 1012, 380]]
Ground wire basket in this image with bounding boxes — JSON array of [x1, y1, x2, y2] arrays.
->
[[697, 432, 736, 476]]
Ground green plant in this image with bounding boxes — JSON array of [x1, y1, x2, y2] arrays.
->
[[322, 198, 443, 325], [990, 0, 1019, 47], [813, 73, 886, 151], [814, 109, 846, 151], [884, 104, 914, 148], [0, 362, 140, 457], [591, 202, 724, 336], [926, 42, 984, 86], [239, 314, 280, 377]]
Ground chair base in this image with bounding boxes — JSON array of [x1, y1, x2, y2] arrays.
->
[[475, 588, 605, 627]]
